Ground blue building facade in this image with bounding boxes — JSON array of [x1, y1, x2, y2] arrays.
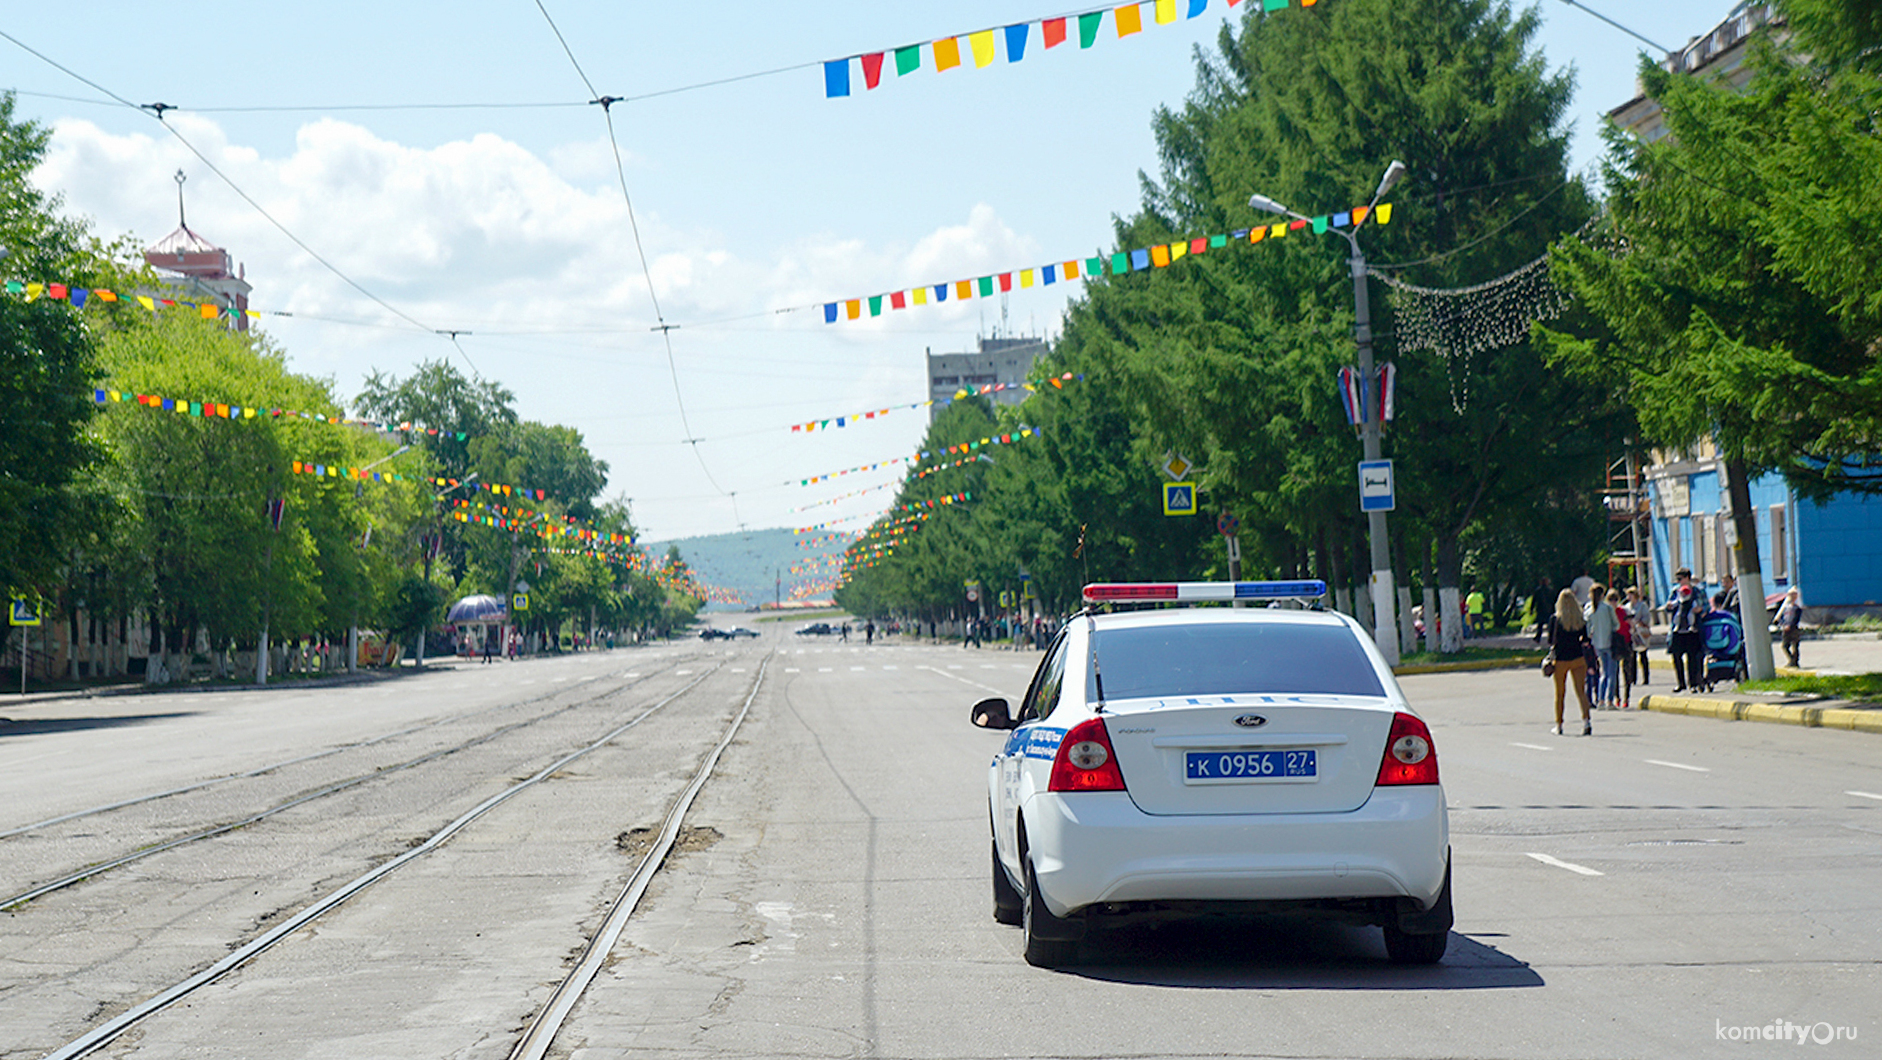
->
[[1646, 454, 1882, 614]]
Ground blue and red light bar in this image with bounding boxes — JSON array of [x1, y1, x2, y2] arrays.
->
[[1082, 580, 1328, 603]]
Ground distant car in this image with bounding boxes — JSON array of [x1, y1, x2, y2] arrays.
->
[[971, 580, 1451, 968], [725, 627, 759, 639], [795, 622, 835, 636], [697, 627, 729, 640]]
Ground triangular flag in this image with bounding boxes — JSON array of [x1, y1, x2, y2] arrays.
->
[[934, 37, 963, 71], [969, 30, 996, 68], [824, 302, 839, 323], [1043, 17, 1068, 47], [895, 45, 923, 77], [1376, 203, 1394, 224], [1019, 269, 1035, 289], [1042, 264, 1058, 285], [1189, 0, 1209, 16], [890, 290, 907, 309], [1116, 4, 1144, 36], [913, 286, 929, 305], [1151, 245, 1172, 267], [1312, 215, 1329, 234], [1156, 0, 1177, 24], [955, 279, 974, 300], [1079, 11, 1104, 47], [846, 299, 862, 320], [861, 52, 885, 89], [997, 273, 1012, 292], [934, 283, 949, 302], [1112, 252, 1131, 274], [1131, 248, 1152, 270], [1085, 256, 1104, 276], [824, 59, 851, 98], [868, 295, 883, 316]]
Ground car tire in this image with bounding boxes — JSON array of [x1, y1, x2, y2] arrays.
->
[[992, 841, 1022, 925], [1383, 865, 1452, 965], [1021, 856, 1078, 968]]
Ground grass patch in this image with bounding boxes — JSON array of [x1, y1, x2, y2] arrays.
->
[[1818, 614, 1882, 634], [1398, 646, 1545, 666], [752, 608, 847, 624], [1739, 672, 1882, 702]]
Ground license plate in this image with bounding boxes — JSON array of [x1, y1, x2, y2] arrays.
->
[[1185, 749, 1317, 782]]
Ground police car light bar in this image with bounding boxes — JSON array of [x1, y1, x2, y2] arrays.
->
[[1082, 580, 1328, 603]]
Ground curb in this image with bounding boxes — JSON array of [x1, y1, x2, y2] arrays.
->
[[1395, 655, 1546, 676], [1640, 693, 1882, 735]]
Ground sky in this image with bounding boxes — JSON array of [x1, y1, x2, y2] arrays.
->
[[4, 0, 1738, 585]]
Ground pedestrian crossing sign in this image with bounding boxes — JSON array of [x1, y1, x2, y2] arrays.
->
[[9, 598, 41, 626], [1163, 482, 1197, 517]]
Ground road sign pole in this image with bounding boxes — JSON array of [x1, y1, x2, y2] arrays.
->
[[1351, 240, 1399, 665]]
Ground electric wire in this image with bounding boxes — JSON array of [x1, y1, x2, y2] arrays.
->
[[0, 30, 478, 377], [530, 0, 728, 497]]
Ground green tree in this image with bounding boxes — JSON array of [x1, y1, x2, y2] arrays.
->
[[1044, 0, 1615, 648], [0, 92, 134, 600]]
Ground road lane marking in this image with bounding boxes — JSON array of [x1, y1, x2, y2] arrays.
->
[[818, 667, 833, 673], [918, 664, 1009, 696], [1510, 742, 1553, 751], [1848, 791, 1882, 801], [1645, 759, 1711, 772], [784, 668, 800, 673], [1526, 852, 1604, 876], [850, 666, 865, 671]]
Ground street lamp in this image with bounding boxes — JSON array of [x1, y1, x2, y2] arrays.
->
[[1249, 160, 1408, 664]]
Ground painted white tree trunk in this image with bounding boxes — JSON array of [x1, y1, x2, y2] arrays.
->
[[1439, 587, 1464, 654]]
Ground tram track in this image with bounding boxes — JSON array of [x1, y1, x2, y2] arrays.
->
[[36, 647, 771, 1060], [1, 656, 709, 913]]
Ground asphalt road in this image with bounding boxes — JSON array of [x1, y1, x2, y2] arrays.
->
[[1, 625, 1876, 1059]]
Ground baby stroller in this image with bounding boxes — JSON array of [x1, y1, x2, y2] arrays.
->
[[1698, 609, 1747, 691]]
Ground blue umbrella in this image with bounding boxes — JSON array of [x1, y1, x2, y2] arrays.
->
[[446, 594, 508, 624]]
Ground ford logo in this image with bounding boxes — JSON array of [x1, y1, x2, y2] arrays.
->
[[1233, 714, 1268, 728]]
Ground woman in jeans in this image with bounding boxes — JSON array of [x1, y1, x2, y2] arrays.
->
[[1625, 586, 1652, 686], [1547, 589, 1595, 736], [1585, 583, 1618, 709]]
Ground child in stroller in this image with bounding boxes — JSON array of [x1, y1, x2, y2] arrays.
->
[[1698, 596, 1746, 692]]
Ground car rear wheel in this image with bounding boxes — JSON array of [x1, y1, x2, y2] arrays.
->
[[1021, 856, 1079, 968], [992, 841, 1022, 925], [1382, 863, 1452, 965]]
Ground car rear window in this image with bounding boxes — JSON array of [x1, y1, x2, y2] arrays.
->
[[1087, 621, 1386, 699]]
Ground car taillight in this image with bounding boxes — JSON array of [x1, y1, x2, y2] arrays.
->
[[1048, 718, 1127, 792], [1375, 711, 1440, 786]]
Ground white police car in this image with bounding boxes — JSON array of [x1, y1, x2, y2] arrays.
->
[[971, 581, 1451, 967]]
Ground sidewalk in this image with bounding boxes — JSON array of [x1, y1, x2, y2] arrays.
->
[[1635, 629, 1882, 736]]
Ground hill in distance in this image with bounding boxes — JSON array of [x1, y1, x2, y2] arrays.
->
[[643, 527, 842, 612]]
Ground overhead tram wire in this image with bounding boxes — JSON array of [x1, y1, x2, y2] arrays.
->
[[530, 1, 730, 502], [0, 30, 478, 379]]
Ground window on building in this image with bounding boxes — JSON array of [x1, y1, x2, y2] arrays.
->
[[1771, 505, 1788, 579], [932, 376, 959, 386], [1668, 519, 1683, 579], [1716, 513, 1732, 577], [1693, 517, 1708, 581]]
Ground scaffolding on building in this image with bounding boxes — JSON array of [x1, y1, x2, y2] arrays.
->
[[1603, 450, 1653, 606]]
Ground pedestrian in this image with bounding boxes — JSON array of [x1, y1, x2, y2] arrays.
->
[[1466, 586, 1486, 637], [1625, 585, 1652, 686], [865, 619, 875, 645], [481, 630, 494, 664], [1608, 588, 1636, 709], [1664, 567, 1706, 693], [1529, 578, 1552, 644], [1545, 589, 1595, 736], [840, 622, 850, 642], [1720, 573, 1741, 617], [1775, 587, 1804, 667], [1586, 583, 1618, 709]]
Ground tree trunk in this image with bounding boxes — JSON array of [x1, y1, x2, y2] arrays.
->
[[1437, 534, 1464, 654], [1323, 526, 1351, 617], [1422, 538, 1438, 654], [1725, 459, 1776, 679], [1394, 535, 1416, 655]]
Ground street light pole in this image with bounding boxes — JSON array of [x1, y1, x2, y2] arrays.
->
[[1251, 161, 1406, 665]]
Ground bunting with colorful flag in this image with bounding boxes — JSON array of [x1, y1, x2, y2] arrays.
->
[[819, 203, 1392, 323], [91, 387, 473, 441], [822, 1, 1315, 99], [790, 374, 1082, 432]]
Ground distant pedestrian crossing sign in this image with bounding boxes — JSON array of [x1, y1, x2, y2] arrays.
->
[[1163, 481, 1197, 517], [9, 598, 41, 626]]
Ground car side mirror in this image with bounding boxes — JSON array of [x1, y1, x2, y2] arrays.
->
[[971, 697, 1016, 730]]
